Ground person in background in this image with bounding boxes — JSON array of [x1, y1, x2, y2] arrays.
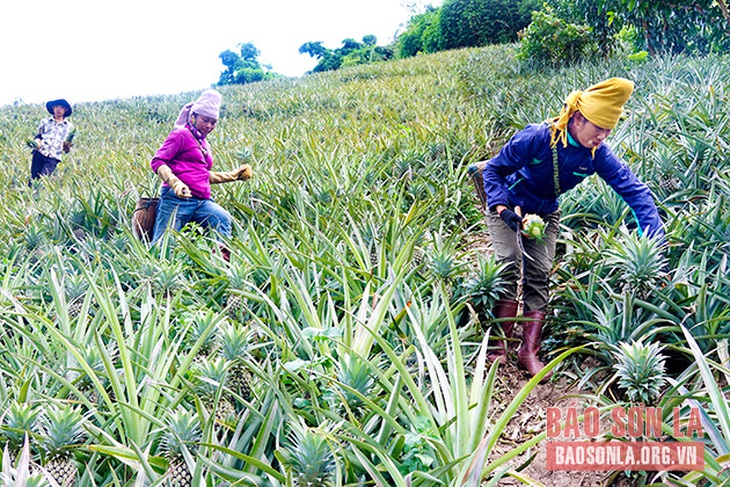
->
[[29, 98, 74, 184], [482, 78, 664, 380], [150, 89, 252, 261]]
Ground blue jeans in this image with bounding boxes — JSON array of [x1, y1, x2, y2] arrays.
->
[[151, 187, 232, 245]]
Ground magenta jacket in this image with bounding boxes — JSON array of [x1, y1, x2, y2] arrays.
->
[[150, 128, 214, 199]]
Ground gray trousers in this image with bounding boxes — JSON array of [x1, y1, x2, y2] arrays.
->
[[486, 209, 561, 313]]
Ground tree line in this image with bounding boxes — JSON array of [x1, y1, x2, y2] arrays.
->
[[215, 0, 730, 87]]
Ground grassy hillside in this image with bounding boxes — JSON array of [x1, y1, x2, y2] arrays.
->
[[0, 44, 729, 486]]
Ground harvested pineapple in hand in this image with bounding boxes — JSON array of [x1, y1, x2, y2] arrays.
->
[[522, 213, 546, 241]]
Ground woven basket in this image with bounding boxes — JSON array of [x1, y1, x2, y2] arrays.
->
[[132, 197, 159, 242], [467, 161, 488, 212]]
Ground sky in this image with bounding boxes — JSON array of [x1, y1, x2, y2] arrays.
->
[[0, 0, 441, 108]]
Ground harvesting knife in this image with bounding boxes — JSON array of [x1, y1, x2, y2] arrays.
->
[[514, 206, 536, 262]]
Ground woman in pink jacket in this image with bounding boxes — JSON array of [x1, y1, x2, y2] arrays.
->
[[150, 90, 252, 260]]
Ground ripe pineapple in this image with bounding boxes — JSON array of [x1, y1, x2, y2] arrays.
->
[[190, 358, 235, 425], [0, 402, 41, 465], [39, 405, 87, 487], [217, 324, 254, 402], [280, 421, 336, 487], [160, 409, 201, 487]]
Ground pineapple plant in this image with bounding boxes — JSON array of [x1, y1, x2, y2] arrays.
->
[[278, 421, 336, 487], [217, 324, 254, 402], [23, 225, 47, 263], [224, 263, 249, 319], [189, 358, 236, 425], [613, 340, 667, 404], [38, 405, 87, 487], [160, 409, 201, 487], [332, 355, 373, 413], [605, 230, 668, 298], [1, 402, 41, 467], [182, 311, 219, 364], [64, 274, 88, 319], [71, 344, 114, 406]]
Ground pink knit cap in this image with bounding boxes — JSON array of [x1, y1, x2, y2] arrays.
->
[[174, 89, 222, 129]]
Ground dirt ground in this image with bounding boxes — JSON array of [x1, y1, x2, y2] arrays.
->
[[487, 359, 636, 487], [461, 223, 636, 486]]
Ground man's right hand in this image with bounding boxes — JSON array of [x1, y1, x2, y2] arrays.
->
[[499, 208, 523, 233]]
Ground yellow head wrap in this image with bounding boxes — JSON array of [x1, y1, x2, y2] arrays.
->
[[549, 77, 634, 149]]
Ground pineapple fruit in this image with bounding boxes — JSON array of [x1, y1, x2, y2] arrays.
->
[[217, 324, 254, 402], [522, 214, 547, 241], [160, 410, 201, 487], [190, 358, 235, 426], [39, 405, 87, 487], [225, 264, 249, 319], [65, 274, 88, 319]]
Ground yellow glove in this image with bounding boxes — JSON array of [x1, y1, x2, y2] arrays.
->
[[156, 165, 191, 198], [209, 164, 253, 184]]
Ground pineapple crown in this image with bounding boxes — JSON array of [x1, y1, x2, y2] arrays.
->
[[181, 310, 220, 357], [333, 356, 374, 410], [1, 402, 41, 451], [217, 324, 250, 361], [39, 405, 87, 460], [226, 263, 250, 290], [279, 421, 336, 486], [190, 357, 230, 397], [613, 340, 667, 404], [64, 273, 88, 300], [160, 409, 202, 459]]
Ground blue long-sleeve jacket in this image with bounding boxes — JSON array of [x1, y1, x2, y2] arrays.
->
[[483, 123, 664, 239]]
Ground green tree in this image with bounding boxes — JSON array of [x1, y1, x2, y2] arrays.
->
[[552, 0, 730, 56], [517, 5, 597, 67], [299, 35, 391, 73], [439, 0, 535, 49], [397, 6, 442, 57], [298, 41, 328, 59], [217, 42, 275, 86]]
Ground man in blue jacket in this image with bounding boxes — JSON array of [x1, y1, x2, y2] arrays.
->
[[482, 78, 664, 380]]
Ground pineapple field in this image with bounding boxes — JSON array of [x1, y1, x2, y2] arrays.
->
[[0, 44, 729, 486]]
